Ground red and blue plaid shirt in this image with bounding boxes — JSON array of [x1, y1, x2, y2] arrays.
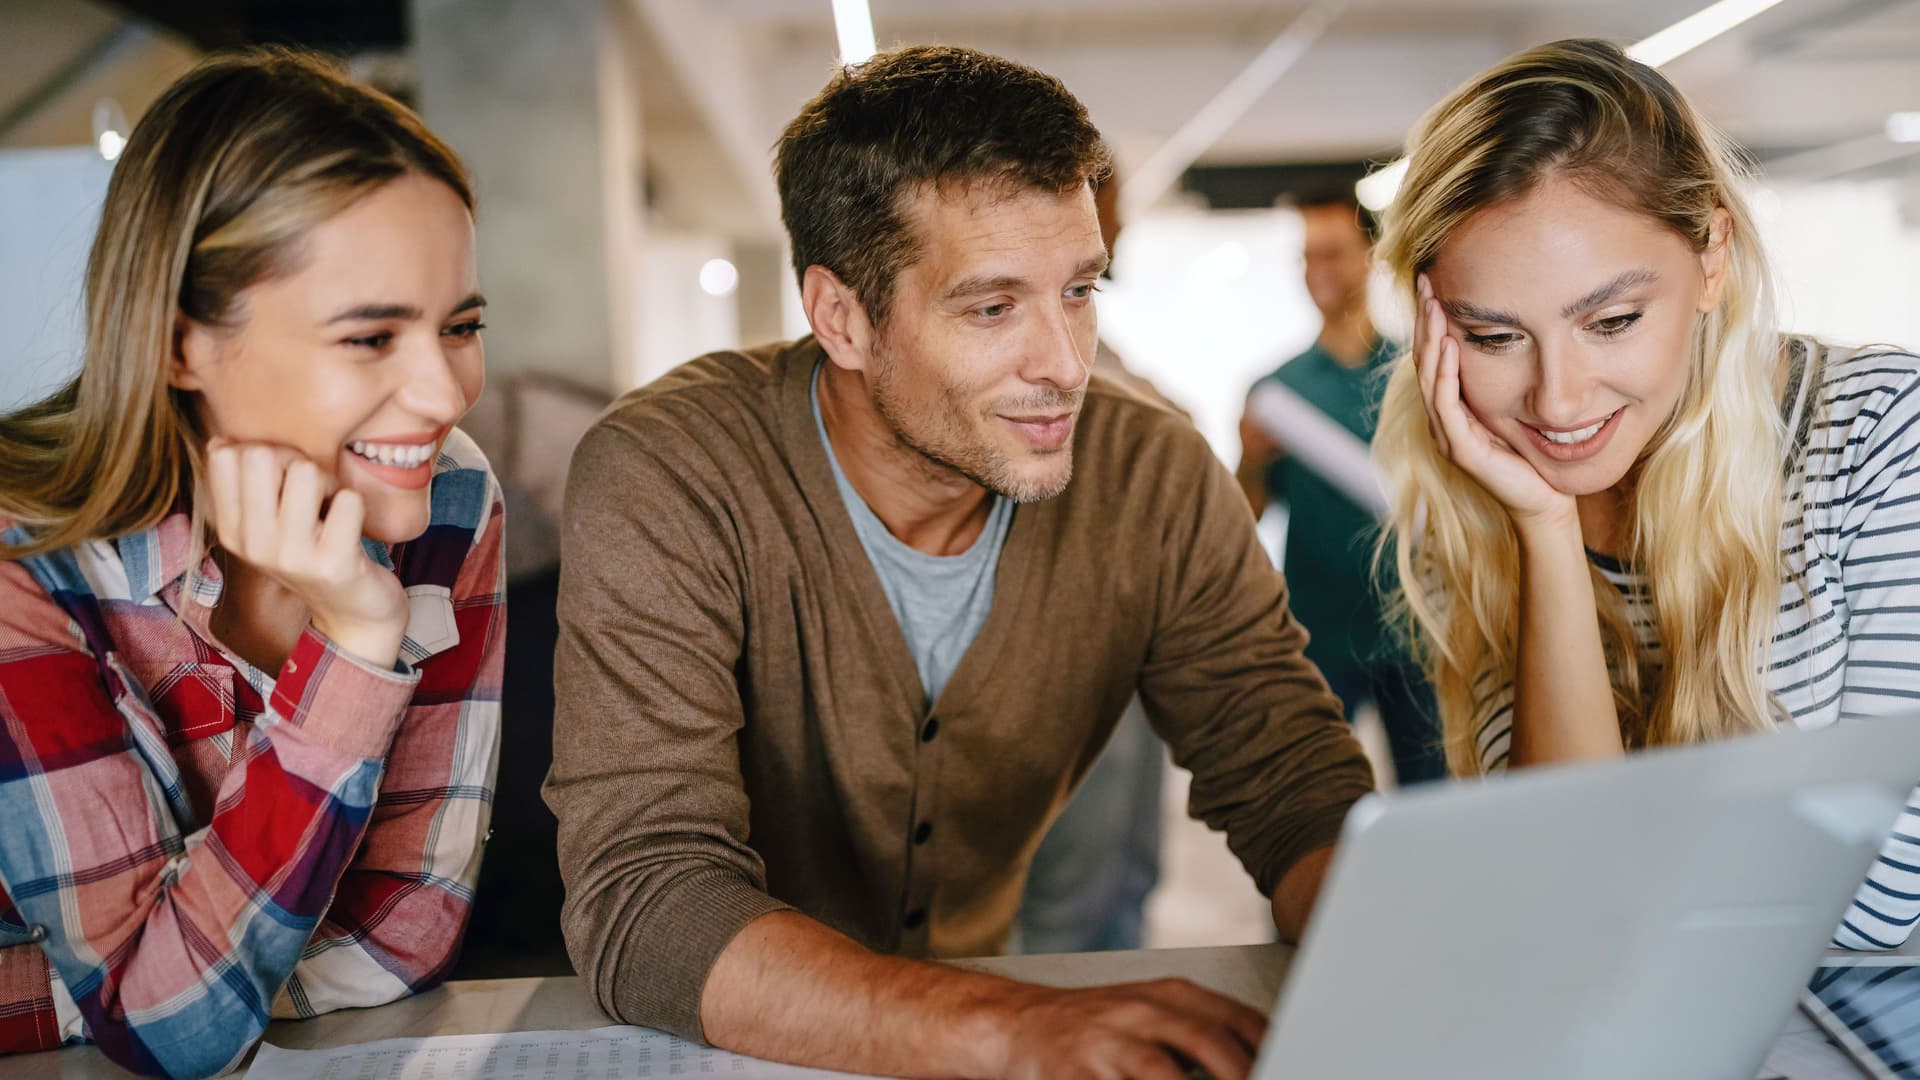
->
[[0, 429, 505, 1077]]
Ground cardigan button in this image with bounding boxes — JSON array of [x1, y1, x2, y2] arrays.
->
[[28, 924, 48, 943], [920, 717, 940, 743], [914, 821, 933, 845], [903, 909, 927, 930]]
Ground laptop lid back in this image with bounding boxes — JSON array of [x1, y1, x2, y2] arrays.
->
[[1256, 717, 1920, 1080]]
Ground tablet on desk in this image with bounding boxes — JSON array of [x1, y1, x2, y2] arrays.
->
[[1801, 956, 1920, 1079]]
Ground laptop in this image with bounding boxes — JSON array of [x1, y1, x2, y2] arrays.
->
[[1250, 715, 1920, 1080]]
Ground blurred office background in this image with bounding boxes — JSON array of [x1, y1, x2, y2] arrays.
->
[[4, 0, 1919, 965]]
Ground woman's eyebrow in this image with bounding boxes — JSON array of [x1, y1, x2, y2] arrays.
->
[[1561, 268, 1658, 319], [1440, 298, 1520, 325], [1438, 268, 1661, 327], [325, 302, 420, 324], [322, 293, 487, 325]]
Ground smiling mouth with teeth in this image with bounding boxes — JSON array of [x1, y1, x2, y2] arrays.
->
[[1533, 410, 1617, 445], [347, 440, 436, 468]]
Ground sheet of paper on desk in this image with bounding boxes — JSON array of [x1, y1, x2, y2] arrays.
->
[[245, 1025, 862, 1079], [1755, 1003, 1859, 1080]]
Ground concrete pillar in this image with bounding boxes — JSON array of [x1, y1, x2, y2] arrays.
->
[[411, 0, 642, 394]]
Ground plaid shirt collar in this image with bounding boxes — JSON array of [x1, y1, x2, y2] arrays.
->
[[112, 511, 397, 609], [96, 511, 453, 669]]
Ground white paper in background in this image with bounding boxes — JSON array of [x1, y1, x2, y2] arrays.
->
[[1245, 379, 1389, 520], [245, 1026, 863, 1080]]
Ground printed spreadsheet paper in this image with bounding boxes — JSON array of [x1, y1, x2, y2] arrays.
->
[[244, 1025, 862, 1080], [239, 1019, 1853, 1080]]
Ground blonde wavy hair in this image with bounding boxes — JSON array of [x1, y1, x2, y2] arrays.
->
[[0, 48, 470, 560], [1372, 38, 1787, 773]]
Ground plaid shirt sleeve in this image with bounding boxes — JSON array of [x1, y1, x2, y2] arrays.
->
[[0, 459, 505, 1078]]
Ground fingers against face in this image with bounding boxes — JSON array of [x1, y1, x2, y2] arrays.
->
[[207, 443, 243, 554], [1418, 278, 1500, 468], [1415, 276, 1450, 458], [278, 461, 326, 565], [317, 489, 366, 571], [1433, 334, 1479, 459], [207, 442, 341, 566], [239, 446, 285, 559]]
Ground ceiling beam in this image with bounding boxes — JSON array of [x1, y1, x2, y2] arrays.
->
[[1763, 131, 1920, 183], [1748, 0, 1908, 56], [104, 0, 406, 51], [1121, 0, 1347, 216], [0, 21, 150, 142], [626, 0, 782, 228]]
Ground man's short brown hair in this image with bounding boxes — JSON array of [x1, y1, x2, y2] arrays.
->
[[775, 45, 1111, 324], [1289, 180, 1379, 244]]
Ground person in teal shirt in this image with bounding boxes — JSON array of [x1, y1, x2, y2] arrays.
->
[[1237, 185, 1445, 784]]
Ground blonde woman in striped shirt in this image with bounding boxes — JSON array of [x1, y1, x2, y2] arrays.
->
[[1373, 38, 1920, 949]]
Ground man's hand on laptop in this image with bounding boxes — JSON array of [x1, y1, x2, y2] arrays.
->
[[702, 911, 1266, 1079], [990, 978, 1267, 1080]]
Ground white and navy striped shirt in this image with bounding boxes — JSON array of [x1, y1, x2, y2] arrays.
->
[[1470, 343, 1920, 950]]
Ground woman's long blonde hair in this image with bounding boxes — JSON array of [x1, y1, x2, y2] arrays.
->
[[1373, 38, 1787, 773], [0, 48, 471, 560]]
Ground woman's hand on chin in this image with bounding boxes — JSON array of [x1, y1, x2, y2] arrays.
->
[[205, 438, 410, 667], [1414, 274, 1577, 536]]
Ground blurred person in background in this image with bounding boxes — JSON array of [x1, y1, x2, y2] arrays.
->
[[546, 45, 1372, 1080], [1375, 38, 1920, 949], [0, 50, 506, 1077], [1236, 185, 1446, 785], [1016, 166, 1172, 956]]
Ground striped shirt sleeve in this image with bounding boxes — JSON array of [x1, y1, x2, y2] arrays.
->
[[1829, 366, 1920, 949], [1470, 670, 1515, 775]]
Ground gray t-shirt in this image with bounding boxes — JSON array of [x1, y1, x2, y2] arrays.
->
[[812, 363, 1012, 701]]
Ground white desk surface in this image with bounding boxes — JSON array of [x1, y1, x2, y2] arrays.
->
[[7, 942, 1882, 1078]]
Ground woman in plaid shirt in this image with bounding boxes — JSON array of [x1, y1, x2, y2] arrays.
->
[[0, 50, 505, 1076]]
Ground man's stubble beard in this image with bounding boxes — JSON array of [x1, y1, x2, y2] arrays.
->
[[867, 337, 1077, 504]]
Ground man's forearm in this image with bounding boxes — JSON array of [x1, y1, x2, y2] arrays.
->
[[700, 910, 1030, 1077], [1270, 845, 1336, 943]]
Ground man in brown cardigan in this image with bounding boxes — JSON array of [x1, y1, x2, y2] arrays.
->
[[547, 45, 1374, 1080]]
